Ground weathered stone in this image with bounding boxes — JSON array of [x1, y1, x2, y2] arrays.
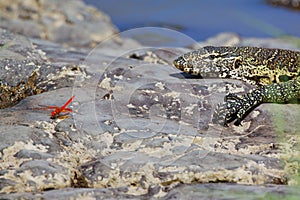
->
[[0, 28, 86, 108], [0, 0, 118, 48], [14, 149, 54, 159]]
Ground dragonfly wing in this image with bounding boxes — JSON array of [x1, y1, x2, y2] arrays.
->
[[61, 108, 73, 113], [32, 106, 60, 110]]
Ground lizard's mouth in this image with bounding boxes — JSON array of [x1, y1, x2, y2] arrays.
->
[[173, 56, 203, 76]]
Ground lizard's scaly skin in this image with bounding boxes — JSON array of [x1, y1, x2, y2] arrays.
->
[[173, 46, 300, 126]]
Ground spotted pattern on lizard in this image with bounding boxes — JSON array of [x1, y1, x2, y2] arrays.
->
[[173, 46, 300, 126]]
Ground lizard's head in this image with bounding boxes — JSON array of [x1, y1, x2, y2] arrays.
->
[[173, 46, 240, 78]]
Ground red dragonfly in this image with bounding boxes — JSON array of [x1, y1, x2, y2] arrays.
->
[[34, 95, 75, 119]]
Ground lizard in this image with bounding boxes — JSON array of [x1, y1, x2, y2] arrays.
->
[[173, 46, 300, 126]]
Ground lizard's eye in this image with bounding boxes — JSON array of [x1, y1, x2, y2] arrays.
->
[[209, 55, 217, 59], [209, 53, 226, 60]]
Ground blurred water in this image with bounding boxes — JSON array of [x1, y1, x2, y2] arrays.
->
[[84, 0, 300, 42]]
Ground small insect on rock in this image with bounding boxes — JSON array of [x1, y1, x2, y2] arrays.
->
[[34, 95, 75, 119]]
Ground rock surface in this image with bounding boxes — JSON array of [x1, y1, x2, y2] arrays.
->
[[0, 0, 300, 199], [0, 0, 118, 48]]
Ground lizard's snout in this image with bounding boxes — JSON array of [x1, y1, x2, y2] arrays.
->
[[173, 56, 186, 70], [173, 55, 201, 75]]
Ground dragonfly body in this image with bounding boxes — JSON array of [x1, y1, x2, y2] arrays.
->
[[50, 95, 75, 119], [33, 95, 75, 119]]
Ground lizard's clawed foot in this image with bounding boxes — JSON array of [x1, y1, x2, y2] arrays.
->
[[212, 90, 263, 126]]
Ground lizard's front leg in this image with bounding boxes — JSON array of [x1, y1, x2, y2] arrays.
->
[[213, 77, 300, 126]]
